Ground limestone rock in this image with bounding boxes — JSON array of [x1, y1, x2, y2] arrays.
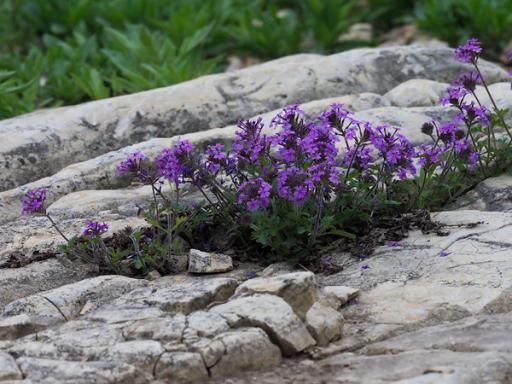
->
[[364, 313, 512, 355], [383, 79, 449, 107], [1, 276, 146, 336], [320, 286, 360, 309], [234, 272, 319, 319], [16, 357, 148, 384], [97, 340, 165, 372], [188, 249, 233, 274], [110, 277, 238, 315], [207, 328, 282, 377], [0, 351, 22, 380], [154, 352, 209, 382], [305, 302, 344, 346], [449, 173, 512, 212], [185, 311, 230, 341], [211, 294, 316, 356], [0, 258, 95, 311], [122, 315, 186, 342]]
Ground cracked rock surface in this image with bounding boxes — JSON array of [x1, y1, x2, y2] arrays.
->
[[2, 45, 512, 383], [0, 272, 347, 383]]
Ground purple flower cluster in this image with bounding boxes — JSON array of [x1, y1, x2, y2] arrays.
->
[[21, 188, 47, 215], [116, 151, 146, 176], [371, 125, 416, 180], [155, 140, 195, 187], [233, 118, 269, 165], [237, 177, 271, 211], [204, 143, 227, 174], [454, 38, 482, 63], [277, 166, 315, 203], [108, 38, 491, 218], [116, 150, 153, 183], [82, 220, 109, 238]]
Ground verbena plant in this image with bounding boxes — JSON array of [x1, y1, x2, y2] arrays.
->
[[21, 39, 512, 275]]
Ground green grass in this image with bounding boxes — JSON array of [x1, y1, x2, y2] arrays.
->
[[0, 0, 510, 120]]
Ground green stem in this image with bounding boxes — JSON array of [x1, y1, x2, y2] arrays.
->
[[45, 213, 69, 242]]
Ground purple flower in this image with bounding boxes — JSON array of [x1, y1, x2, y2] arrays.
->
[[437, 121, 458, 144], [204, 143, 227, 173], [116, 151, 146, 176], [440, 250, 451, 257], [233, 118, 268, 165], [388, 240, 401, 247], [468, 151, 480, 169], [454, 38, 482, 63], [237, 177, 272, 211], [83, 220, 109, 238], [361, 263, 370, 270], [319, 103, 358, 139], [302, 123, 338, 164], [272, 105, 310, 165], [308, 163, 340, 185], [155, 140, 195, 187], [116, 151, 153, 183], [21, 188, 48, 215], [271, 104, 305, 132], [417, 145, 442, 167], [440, 85, 468, 106], [342, 146, 374, 171], [461, 102, 491, 126], [371, 125, 416, 179], [277, 167, 314, 203], [454, 71, 481, 92]]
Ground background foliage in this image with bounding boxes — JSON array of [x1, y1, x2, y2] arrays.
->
[[0, 0, 511, 120]]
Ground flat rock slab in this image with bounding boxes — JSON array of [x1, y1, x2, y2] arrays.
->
[[209, 313, 512, 383], [0, 267, 354, 382], [188, 249, 233, 274]]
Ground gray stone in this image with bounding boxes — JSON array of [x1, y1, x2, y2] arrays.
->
[[122, 314, 186, 342], [9, 320, 124, 361], [234, 272, 319, 319], [16, 357, 148, 384], [449, 173, 512, 212], [211, 294, 316, 356], [84, 304, 164, 324], [0, 351, 22, 380], [0, 259, 95, 311], [111, 277, 238, 315], [97, 340, 165, 372], [305, 302, 344, 346], [188, 249, 233, 274], [1, 276, 146, 335], [383, 79, 449, 107], [207, 328, 282, 377], [320, 286, 360, 309], [364, 313, 512, 355], [185, 311, 230, 340], [154, 352, 209, 382]]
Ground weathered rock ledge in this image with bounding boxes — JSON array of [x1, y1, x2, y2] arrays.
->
[[0, 45, 508, 190]]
